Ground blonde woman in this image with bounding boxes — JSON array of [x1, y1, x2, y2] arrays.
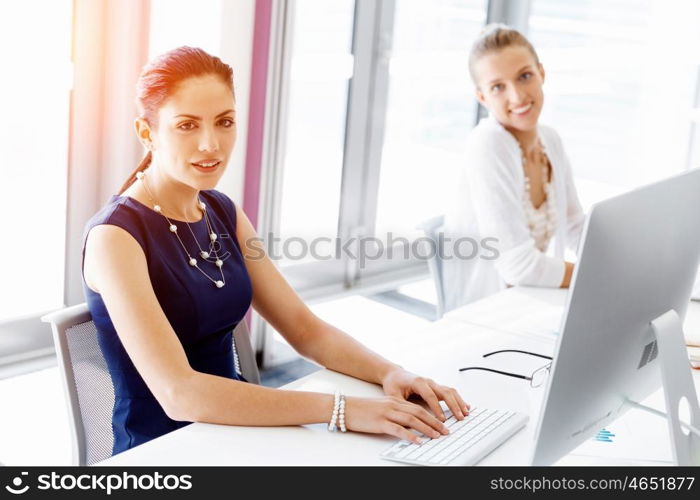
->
[[444, 24, 585, 310]]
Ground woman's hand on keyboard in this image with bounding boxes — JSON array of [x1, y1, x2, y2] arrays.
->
[[344, 396, 450, 444], [380, 368, 470, 423]]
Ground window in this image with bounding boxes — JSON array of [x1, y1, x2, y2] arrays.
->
[[260, 0, 489, 365], [529, 0, 700, 209], [149, 0, 223, 59], [375, 0, 487, 238], [277, 0, 355, 267], [266, 0, 488, 294], [0, 0, 73, 321]]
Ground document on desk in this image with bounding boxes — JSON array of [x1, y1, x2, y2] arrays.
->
[[567, 407, 673, 464], [446, 288, 566, 340]]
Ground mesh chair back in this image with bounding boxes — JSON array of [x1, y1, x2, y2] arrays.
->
[[64, 320, 115, 465], [417, 215, 447, 319], [44, 304, 260, 465], [232, 321, 260, 384]]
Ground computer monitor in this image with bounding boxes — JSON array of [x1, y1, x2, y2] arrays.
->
[[532, 168, 700, 465]]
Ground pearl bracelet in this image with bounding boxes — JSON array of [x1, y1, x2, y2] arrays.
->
[[338, 393, 346, 432], [328, 390, 347, 433], [328, 390, 340, 432]]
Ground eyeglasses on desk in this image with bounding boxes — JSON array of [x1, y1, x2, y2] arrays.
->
[[459, 349, 553, 388]]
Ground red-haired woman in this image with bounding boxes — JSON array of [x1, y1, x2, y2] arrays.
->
[[82, 47, 468, 456]]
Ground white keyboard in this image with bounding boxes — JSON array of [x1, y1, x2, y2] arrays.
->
[[380, 407, 528, 466]]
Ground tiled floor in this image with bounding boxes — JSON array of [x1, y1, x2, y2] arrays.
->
[[0, 280, 437, 466]]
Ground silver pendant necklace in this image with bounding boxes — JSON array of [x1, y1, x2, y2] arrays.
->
[[136, 170, 226, 288]]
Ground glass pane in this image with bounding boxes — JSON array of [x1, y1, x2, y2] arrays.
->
[[277, 0, 355, 267], [0, 0, 72, 320], [529, 0, 700, 209], [374, 0, 487, 239], [149, 0, 223, 59]]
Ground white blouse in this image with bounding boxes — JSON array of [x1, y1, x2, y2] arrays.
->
[[443, 116, 585, 311]]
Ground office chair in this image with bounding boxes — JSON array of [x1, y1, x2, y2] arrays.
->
[[417, 215, 447, 319], [42, 303, 259, 465]]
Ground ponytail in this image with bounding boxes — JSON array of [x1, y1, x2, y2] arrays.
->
[[118, 151, 152, 195]]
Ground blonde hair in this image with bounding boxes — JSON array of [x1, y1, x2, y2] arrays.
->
[[468, 24, 540, 84]]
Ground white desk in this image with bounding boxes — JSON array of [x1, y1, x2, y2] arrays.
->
[[97, 288, 700, 466], [445, 287, 566, 340], [446, 286, 700, 346]]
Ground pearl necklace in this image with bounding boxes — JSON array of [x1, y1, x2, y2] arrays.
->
[[520, 139, 558, 251], [136, 171, 226, 288]]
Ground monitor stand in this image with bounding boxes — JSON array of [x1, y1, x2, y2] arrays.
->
[[650, 310, 700, 465]]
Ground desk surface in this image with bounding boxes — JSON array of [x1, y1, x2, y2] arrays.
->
[[98, 288, 700, 466], [446, 286, 700, 345]]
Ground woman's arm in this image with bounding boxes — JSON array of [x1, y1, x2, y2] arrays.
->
[[84, 224, 453, 443], [235, 205, 468, 421]]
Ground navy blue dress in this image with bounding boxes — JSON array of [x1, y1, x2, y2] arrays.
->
[[81, 189, 253, 456]]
